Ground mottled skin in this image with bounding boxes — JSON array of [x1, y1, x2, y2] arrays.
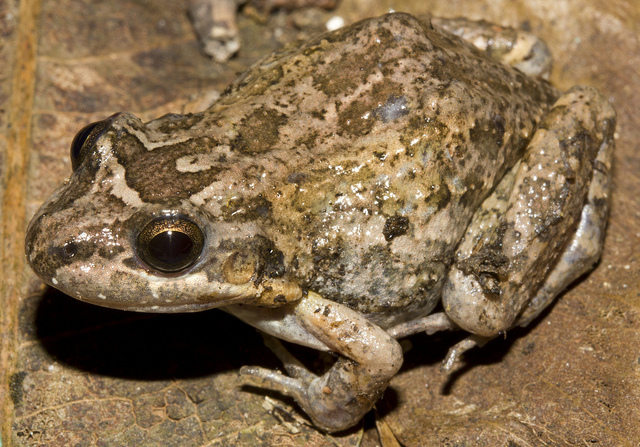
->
[[26, 13, 615, 432]]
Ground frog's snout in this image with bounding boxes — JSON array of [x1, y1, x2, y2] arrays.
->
[[25, 210, 93, 285]]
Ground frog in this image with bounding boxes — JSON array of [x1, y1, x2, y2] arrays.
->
[[25, 12, 615, 432]]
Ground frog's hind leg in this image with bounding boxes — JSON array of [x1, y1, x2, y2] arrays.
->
[[443, 85, 615, 340], [441, 98, 613, 370], [430, 16, 552, 78], [516, 95, 614, 328], [387, 161, 521, 370], [395, 86, 615, 372], [236, 291, 403, 433], [391, 87, 614, 371]]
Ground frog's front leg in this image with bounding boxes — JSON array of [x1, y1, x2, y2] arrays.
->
[[443, 84, 616, 338], [226, 291, 403, 432]]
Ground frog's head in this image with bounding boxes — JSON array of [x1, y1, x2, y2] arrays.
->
[[25, 112, 301, 312]]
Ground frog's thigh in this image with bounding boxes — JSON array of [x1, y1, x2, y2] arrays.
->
[[430, 16, 552, 78], [517, 98, 614, 327], [233, 292, 403, 432], [443, 85, 615, 337]]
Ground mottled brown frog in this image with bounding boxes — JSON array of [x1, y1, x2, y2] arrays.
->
[[26, 13, 615, 432]]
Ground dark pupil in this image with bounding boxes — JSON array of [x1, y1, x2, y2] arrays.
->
[[148, 230, 194, 267]]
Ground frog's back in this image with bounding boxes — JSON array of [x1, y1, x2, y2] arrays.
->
[[144, 13, 558, 326]]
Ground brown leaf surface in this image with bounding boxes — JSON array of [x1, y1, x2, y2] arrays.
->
[[1, 0, 638, 446]]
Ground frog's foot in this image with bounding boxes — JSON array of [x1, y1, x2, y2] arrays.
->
[[387, 312, 494, 373], [388, 311, 460, 339], [443, 85, 616, 338], [236, 292, 403, 433], [240, 335, 361, 430], [431, 16, 552, 78], [440, 334, 495, 373]]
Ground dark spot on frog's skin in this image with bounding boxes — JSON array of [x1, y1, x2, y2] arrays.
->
[[274, 295, 287, 304], [46, 219, 120, 266], [373, 151, 387, 161], [122, 257, 139, 270], [311, 109, 326, 120], [337, 98, 376, 137], [25, 238, 84, 283], [323, 306, 331, 317], [468, 117, 507, 156], [311, 237, 344, 265], [295, 130, 319, 149], [287, 172, 307, 184], [593, 196, 608, 211], [59, 242, 78, 260], [221, 235, 286, 282], [560, 132, 595, 172], [423, 182, 452, 212], [258, 248, 286, 280], [490, 113, 506, 145], [457, 236, 510, 298], [311, 20, 403, 98], [303, 240, 347, 296], [221, 195, 272, 222], [230, 106, 288, 154], [459, 171, 490, 208], [382, 216, 410, 241]]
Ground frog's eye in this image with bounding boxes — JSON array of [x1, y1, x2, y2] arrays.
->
[[70, 120, 110, 171], [136, 217, 205, 274]]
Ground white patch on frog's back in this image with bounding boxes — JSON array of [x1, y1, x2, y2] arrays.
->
[[189, 183, 221, 206], [123, 123, 192, 151], [104, 160, 144, 207], [176, 150, 227, 172], [89, 140, 145, 207], [188, 165, 247, 206]]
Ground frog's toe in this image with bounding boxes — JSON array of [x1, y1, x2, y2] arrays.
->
[[240, 365, 310, 402], [440, 334, 494, 373], [388, 311, 460, 338], [240, 359, 375, 432], [240, 333, 319, 414]]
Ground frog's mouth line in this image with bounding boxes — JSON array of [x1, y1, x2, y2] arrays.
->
[[77, 297, 227, 314]]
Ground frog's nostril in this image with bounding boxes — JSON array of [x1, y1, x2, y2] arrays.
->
[[61, 241, 79, 259], [49, 241, 79, 261]]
